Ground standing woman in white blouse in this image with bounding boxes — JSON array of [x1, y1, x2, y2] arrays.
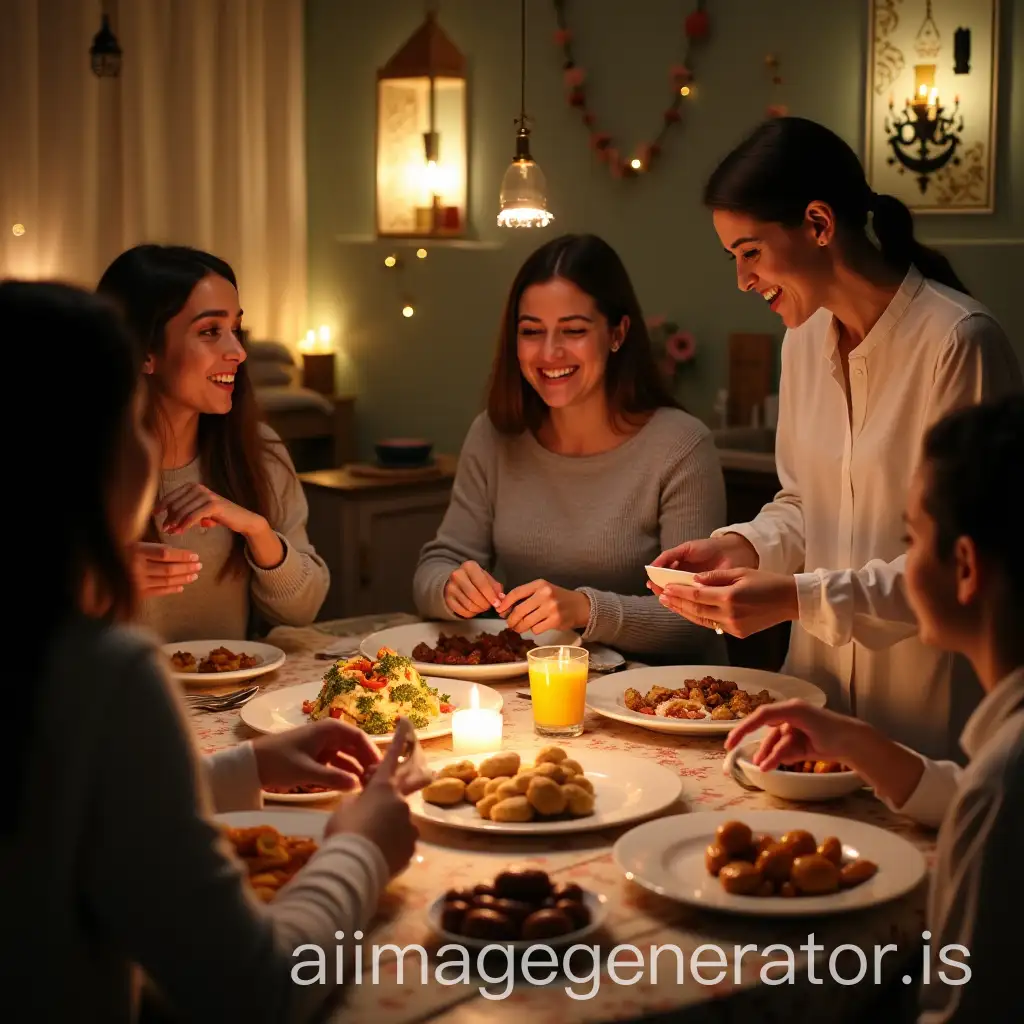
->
[[653, 117, 1022, 762]]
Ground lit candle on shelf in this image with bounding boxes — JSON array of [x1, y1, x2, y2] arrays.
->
[[450, 685, 502, 754]]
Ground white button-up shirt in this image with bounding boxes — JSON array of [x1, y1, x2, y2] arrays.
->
[[717, 267, 1022, 761]]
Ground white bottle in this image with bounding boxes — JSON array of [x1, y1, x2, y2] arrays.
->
[[713, 389, 729, 428]]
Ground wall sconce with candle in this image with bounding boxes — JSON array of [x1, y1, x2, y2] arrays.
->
[[867, 0, 999, 213], [884, 0, 964, 195], [299, 326, 335, 395], [376, 7, 467, 238]]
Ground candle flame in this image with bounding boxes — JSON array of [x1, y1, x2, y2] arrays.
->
[[469, 685, 480, 710]]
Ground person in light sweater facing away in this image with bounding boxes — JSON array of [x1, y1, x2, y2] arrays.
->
[[414, 234, 727, 661], [652, 117, 1022, 761], [726, 396, 1023, 1024], [3, 281, 425, 1022], [97, 245, 330, 643]]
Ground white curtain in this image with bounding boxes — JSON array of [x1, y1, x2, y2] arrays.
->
[[0, 0, 307, 347]]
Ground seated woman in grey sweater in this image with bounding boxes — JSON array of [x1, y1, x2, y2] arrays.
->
[[5, 281, 422, 1022], [414, 234, 728, 661], [97, 245, 330, 643]]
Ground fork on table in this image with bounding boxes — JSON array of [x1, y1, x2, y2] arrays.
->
[[183, 685, 260, 713]]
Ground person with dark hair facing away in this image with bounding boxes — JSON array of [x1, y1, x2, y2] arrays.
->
[[414, 233, 727, 660], [97, 245, 329, 642], [654, 117, 1022, 762], [727, 395, 1024, 1023], [1, 280, 425, 1022]]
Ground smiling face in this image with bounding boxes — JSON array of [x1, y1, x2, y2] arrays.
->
[[516, 277, 627, 413], [712, 207, 835, 329], [146, 273, 245, 415]]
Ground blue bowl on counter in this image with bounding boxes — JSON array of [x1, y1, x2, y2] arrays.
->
[[374, 438, 434, 468]]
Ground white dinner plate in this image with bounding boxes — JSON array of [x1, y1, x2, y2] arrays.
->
[[586, 665, 826, 735], [408, 748, 683, 835], [360, 619, 581, 680], [162, 640, 286, 685], [427, 889, 608, 951], [261, 789, 341, 804], [239, 676, 504, 744], [215, 808, 329, 836], [613, 810, 927, 917]]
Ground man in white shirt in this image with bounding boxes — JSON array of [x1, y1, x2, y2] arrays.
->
[[725, 395, 1024, 1023]]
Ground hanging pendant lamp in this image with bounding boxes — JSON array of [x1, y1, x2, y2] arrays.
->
[[497, 0, 553, 227]]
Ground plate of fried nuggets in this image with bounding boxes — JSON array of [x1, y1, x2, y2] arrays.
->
[[408, 745, 684, 835]]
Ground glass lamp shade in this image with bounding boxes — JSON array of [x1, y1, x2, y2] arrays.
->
[[497, 158, 553, 228]]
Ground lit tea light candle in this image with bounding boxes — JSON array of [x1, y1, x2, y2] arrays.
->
[[450, 685, 502, 754]]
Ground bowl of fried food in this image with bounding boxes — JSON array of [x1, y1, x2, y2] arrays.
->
[[706, 819, 878, 899], [419, 745, 596, 823], [725, 740, 863, 802], [428, 868, 607, 950]]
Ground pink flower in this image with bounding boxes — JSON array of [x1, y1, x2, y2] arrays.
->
[[658, 355, 676, 380], [563, 66, 585, 88], [645, 314, 667, 329], [670, 64, 693, 84], [607, 149, 622, 176], [553, 28, 572, 46], [766, 103, 789, 118], [666, 330, 696, 362]]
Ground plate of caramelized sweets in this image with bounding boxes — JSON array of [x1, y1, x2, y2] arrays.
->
[[586, 665, 826, 735], [614, 811, 927, 917], [217, 809, 326, 902], [163, 640, 286, 684], [429, 868, 608, 950], [359, 618, 581, 680]]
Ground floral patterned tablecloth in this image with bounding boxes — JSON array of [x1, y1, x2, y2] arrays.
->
[[186, 614, 934, 1024]]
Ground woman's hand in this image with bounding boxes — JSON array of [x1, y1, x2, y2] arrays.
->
[[327, 722, 420, 876], [724, 699, 925, 810], [658, 567, 798, 637], [252, 719, 382, 792], [496, 580, 590, 634], [647, 535, 759, 597], [444, 560, 505, 618], [725, 700, 866, 771], [131, 541, 201, 596], [158, 482, 264, 537], [157, 482, 284, 568]]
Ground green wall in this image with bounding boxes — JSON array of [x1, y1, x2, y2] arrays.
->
[[306, 0, 1024, 460]]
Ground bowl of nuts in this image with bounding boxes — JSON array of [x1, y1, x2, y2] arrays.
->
[[428, 869, 607, 950], [725, 740, 864, 802]]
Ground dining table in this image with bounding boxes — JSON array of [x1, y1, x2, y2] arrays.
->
[[186, 612, 935, 1024]]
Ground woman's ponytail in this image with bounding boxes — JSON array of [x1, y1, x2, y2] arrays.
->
[[871, 192, 970, 295]]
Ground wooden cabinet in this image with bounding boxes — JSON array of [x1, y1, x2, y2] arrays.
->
[[300, 457, 456, 619]]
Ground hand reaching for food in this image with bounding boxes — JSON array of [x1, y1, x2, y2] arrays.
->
[[327, 721, 420, 875], [444, 560, 505, 618], [495, 579, 591, 634], [252, 719, 382, 792]]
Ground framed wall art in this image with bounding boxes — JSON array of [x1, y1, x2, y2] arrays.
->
[[865, 0, 999, 213]]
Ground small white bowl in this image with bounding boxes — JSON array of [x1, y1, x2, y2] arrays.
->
[[645, 565, 697, 589], [724, 740, 864, 802]]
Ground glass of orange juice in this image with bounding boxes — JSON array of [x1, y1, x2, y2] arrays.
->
[[527, 645, 589, 738]]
